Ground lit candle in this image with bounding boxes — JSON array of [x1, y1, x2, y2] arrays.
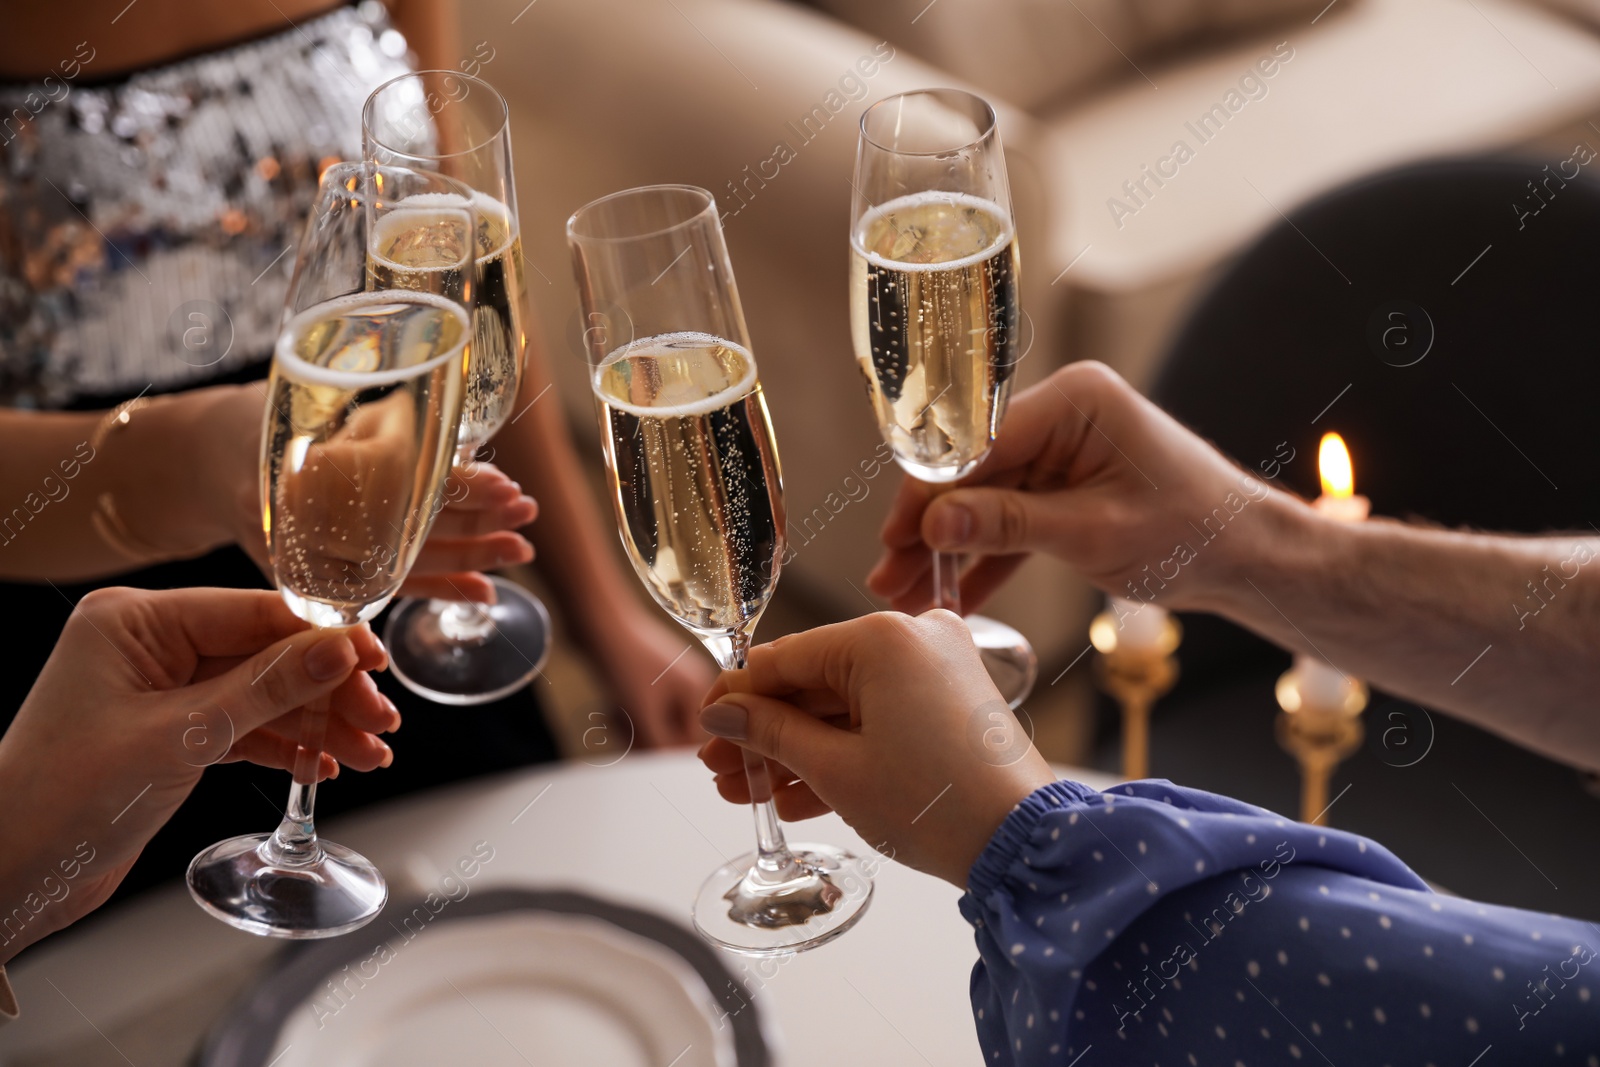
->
[[1292, 433, 1369, 708], [1312, 432, 1370, 524], [1108, 596, 1168, 653]]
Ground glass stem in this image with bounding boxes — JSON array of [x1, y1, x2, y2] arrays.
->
[[720, 633, 802, 885], [265, 689, 332, 867], [925, 479, 962, 614], [931, 547, 962, 615], [438, 443, 499, 644]]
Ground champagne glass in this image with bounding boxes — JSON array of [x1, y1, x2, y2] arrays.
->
[[568, 185, 874, 955], [363, 71, 552, 706], [186, 163, 474, 937], [850, 88, 1039, 707]]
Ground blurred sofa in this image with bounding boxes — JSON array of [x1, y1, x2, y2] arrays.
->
[[466, 0, 1600, 671]]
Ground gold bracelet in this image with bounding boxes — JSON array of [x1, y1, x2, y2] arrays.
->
[[88, 397, 170, 563]]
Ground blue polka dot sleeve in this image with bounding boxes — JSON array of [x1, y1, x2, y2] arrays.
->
[[961, 779, 1600, 1065]]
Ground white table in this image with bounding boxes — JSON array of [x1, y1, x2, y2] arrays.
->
[[3, 753, 1117, 1066]]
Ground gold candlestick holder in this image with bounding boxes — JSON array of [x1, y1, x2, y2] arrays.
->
[[1274, 671, 1368, 825], [1089, 612, 1181, 780]]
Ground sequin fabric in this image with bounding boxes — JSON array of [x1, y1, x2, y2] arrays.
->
[[0, 3, 413, 409]]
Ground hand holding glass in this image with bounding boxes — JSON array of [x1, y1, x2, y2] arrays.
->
[[365, 70, 551, 705], [186, 163, 472, 938], [849, 88, 1038, 706], [568, 185, 873, 955]]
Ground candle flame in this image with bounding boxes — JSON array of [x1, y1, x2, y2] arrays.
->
[[1319, 433, 1354, 498]]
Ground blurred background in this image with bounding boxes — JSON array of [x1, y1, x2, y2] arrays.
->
[[7, 2, 1600, 1064], [482, 0, 1600, 916]]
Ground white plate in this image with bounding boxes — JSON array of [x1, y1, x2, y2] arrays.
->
[[268, 910, 737, 1067]]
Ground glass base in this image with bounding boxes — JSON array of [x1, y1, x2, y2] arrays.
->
[[384, 575, 552, 706], [967, 614, 1037, 708], [692, 844, 874, 957], [186, 833, 387, 939]]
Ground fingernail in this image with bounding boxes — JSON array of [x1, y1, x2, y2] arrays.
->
[[384, 697, 402, 732], [700, 702, 747, 741], [499, 542, 533, 564], [305, 635, 357, 681], [929, 502, 974, 548], [379, 741, 394, 768]]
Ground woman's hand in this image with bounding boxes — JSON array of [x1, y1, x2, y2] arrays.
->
[[194, 384, 537, 603], [406, 458, 539, 603], [696, 611, 1054, 886], [594, 612, 718, 748], [0, 586, 396, 964]]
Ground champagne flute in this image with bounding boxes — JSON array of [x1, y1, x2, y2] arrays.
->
[[568, 185, 874, 955], [363, 71, 552, 706], [850, 88, 1039, 707], [186, 163, 473, 937]]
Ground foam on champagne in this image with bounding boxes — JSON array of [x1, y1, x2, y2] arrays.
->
[[849, 189, 1020, 483], [593, 331, 758, 416], [275, 290, 469, 389], [368, 194, 473, 278], [469, 191, 517, 264], [851, 191, 1014, 271], [591, 332, 782, 638]]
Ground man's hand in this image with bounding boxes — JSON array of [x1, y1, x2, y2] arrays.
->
[[0, 587, 397, 963], [867, 361, 1279, 615]]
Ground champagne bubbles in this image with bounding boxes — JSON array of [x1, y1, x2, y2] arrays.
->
[[849, 192, 1019, 483], [593, 335, 782, 634]]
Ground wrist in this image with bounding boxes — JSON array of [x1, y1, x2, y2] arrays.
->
[[113, 389, 249, 556], [946, 756, 1056, 889], [186, 386, 262, 548], [0, 752, 70, 964], [964, 778, 1097, 896], [1191, 484, 1313, 616]]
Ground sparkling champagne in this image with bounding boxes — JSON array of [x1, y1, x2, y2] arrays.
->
[[849, 191, 1020, 482], [369, 192, 527, 454], [463, 197, 527, 451], [264, 290, 468, 628], [368, 193, 473, 300], [592, 333, 784, 638]]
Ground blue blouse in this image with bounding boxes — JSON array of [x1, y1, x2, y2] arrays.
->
[[962, 780, 1599, 1065]]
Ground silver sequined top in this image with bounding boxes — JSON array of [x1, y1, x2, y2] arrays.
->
[[0, 3, 412, 409]]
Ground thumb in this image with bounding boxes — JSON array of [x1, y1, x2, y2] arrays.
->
[[923, 486, 1070, 555], [700, 693, 853, 781], [195, 629, 360, 735]]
